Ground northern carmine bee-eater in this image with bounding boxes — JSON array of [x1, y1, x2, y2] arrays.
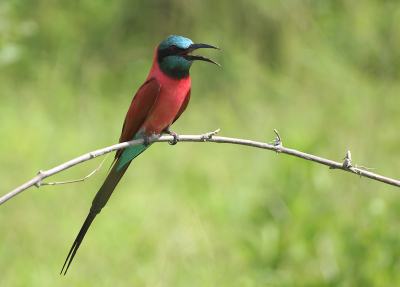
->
[[60, 35, 220, 275]]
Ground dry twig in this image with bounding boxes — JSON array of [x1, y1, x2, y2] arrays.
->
[[1, 129, 399, 206]]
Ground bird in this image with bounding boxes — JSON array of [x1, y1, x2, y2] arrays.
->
[[60, 35, 220, 275]]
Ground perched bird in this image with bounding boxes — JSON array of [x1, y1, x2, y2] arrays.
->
[[60, 35, 220, 275]]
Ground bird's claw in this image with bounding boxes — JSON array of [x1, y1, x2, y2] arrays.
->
[[162, 128, 179, 145], [168, 131, 179, 145], [141, 134, 151, 147]]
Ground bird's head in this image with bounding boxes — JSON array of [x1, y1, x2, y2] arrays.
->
[[157, 35, 220, 79]]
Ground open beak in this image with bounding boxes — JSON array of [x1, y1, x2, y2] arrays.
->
[[181, 43, 221, 66]]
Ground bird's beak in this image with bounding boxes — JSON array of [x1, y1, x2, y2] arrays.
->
[[181, 43, 221, 66]]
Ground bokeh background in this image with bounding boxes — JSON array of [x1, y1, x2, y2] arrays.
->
[[1, 0, 400, 286]]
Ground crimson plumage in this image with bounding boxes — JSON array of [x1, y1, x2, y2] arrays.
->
[[60, 35, 219, 274]]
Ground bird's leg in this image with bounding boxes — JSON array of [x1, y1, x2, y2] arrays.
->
[[140, 133, 151, 147], [162, 126, 179, 145]]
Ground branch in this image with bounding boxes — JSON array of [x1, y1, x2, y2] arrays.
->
[[39, 154, 110, 186], [1, 129, 399, 206]]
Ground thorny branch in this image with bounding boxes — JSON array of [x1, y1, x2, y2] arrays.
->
[[1, 129, 399, 206]]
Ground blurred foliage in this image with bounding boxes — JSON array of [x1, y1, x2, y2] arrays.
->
[[1, 0, 400, 286]]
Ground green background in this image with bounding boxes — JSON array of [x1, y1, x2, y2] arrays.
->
[[1, 0, 400, 286]]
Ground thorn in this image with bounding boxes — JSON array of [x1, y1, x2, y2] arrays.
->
[[201, 129, 220, 141], [342, 151, 351, 161], [342, 151, 352, 168], [35, 170, 45, 188], [269, 129, 282, 154], [273, 129, 282, 142]]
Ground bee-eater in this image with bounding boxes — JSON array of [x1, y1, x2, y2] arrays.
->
[[60, 35, 220, 275]]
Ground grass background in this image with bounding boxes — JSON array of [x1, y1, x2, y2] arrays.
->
[[1, 0, 400, 286]]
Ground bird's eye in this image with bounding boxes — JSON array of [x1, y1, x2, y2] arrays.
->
[[171, 45, 177, 51]]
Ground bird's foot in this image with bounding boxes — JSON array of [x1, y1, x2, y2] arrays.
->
[[162, 128, 180, 145], [141, 133, 151, 147]]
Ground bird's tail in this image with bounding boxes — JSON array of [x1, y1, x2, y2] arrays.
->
[[90, 159, 132, 214], [60, 158, 132, 275], [60, 212, 96, 275]]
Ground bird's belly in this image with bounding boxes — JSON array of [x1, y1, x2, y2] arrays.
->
[[141, 81, 190, 135]]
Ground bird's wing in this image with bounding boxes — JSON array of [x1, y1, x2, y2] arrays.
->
[[172, 88, 191, 124], [116, 78, 161, 158], [61, 78, 161, 275]]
